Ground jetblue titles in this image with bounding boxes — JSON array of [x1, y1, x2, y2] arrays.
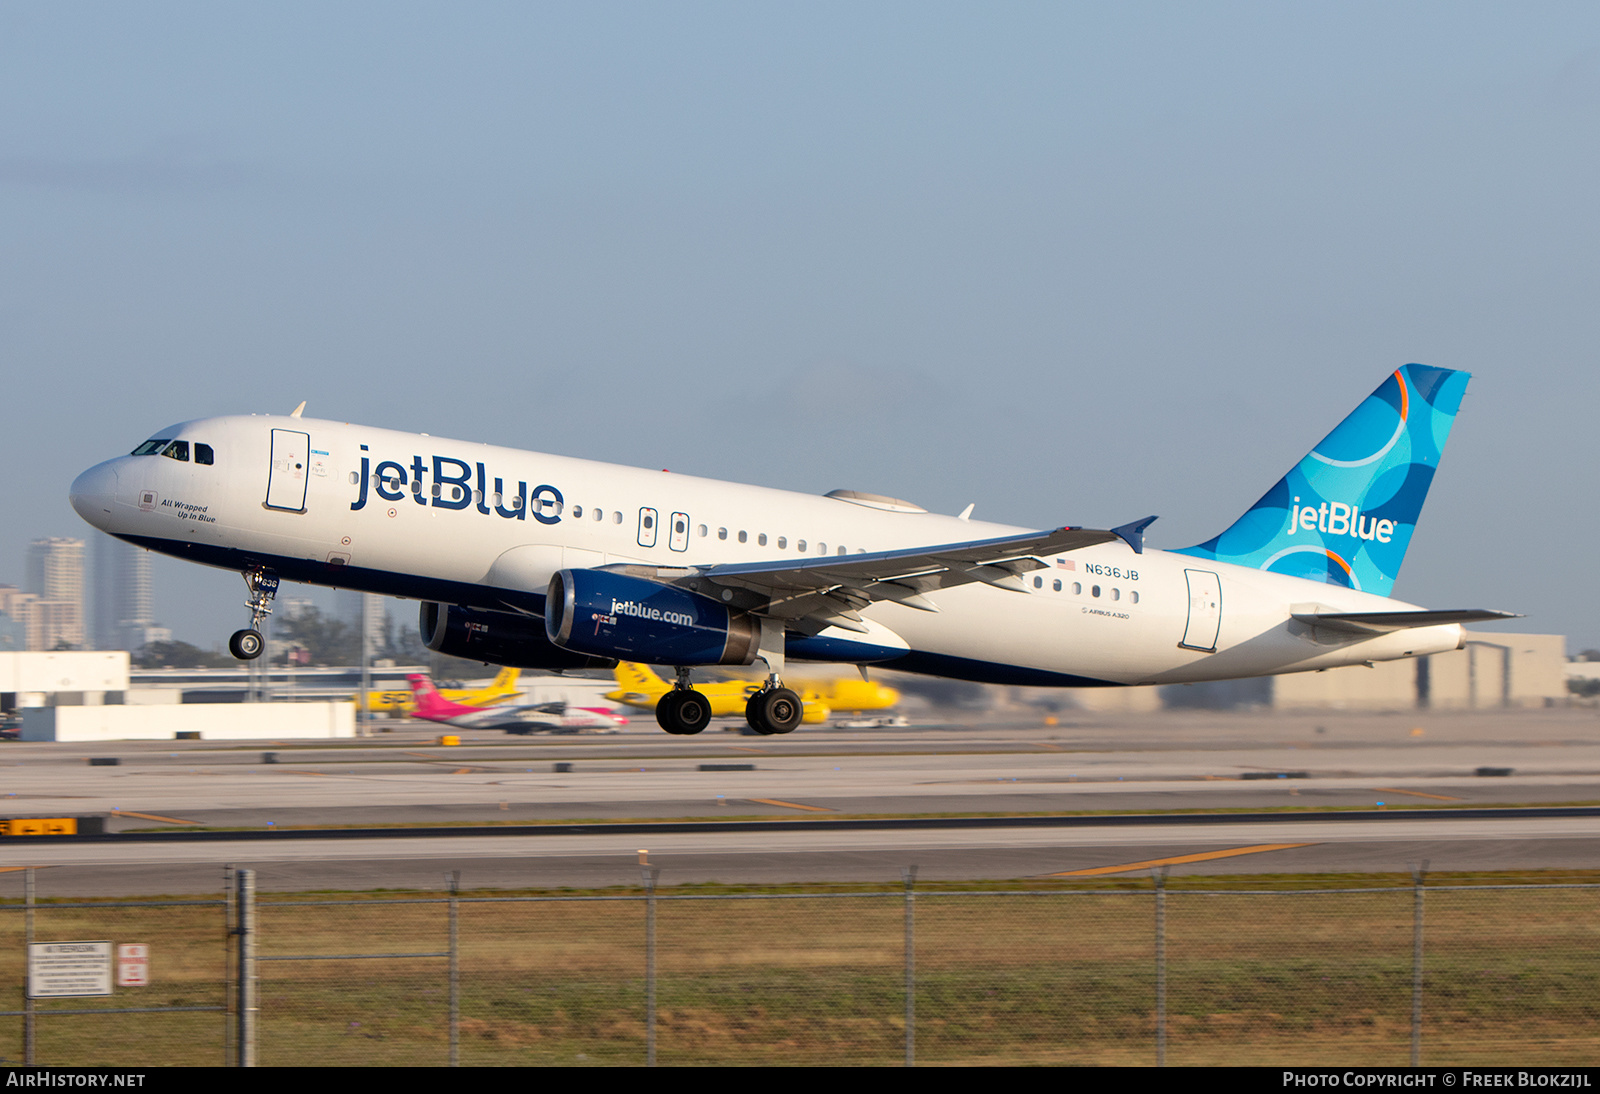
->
[[350, 448, 561, 524], [1289, 497, 1395, 543]]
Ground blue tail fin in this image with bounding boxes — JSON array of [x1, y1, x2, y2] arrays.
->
[[1173, 365, 1469, 597]]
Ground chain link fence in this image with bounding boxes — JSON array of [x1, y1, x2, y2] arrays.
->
[[4, 869, 1599, 1066]]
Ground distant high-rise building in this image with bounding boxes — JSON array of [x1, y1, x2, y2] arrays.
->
[[25, 538, 84, 650], [92, 534, 158, 651], [0, 585, 34, 652]]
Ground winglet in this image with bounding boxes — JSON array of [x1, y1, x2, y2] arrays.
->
[[290, 401, 307, 418], [1111, 516, 1158, 555]]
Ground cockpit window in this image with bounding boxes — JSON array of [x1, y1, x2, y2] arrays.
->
[[131, 439, 171, 456], [194, 443, 214, 465], [161, 441, 190, 462]]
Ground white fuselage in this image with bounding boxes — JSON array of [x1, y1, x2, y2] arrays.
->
[[68, 414, 1464, 686]]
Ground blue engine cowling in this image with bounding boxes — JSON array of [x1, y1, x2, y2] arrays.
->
[[545, 569, 761, 666], [420, 602, 616, 670]]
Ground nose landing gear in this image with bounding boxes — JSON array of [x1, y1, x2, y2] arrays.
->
[[228, 569, 279, 661]]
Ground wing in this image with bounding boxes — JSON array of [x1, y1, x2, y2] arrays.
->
[[692, 524, 1126, 634]]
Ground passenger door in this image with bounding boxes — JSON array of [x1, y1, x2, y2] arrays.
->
[[265, 430, 311, 512], [1180, 569, 1222, 652]]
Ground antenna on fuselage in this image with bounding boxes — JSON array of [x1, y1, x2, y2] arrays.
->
[[289, 401, 306, 418]]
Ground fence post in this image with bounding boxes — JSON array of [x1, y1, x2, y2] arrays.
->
[[1154, 866, 1167, 1068], [902, 865, 917, 1067], [223, 864, 235, 1067], [235, 868, 256, 1067], [1410, 861, 1427, 1068], [642, 865, 660, 1067], [448, 870, 460, 1068], [23, 866, 34, 1067]]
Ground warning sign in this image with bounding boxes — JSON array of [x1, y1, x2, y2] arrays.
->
[[117, 943, 149, 987], [29, 941, 112, 998]]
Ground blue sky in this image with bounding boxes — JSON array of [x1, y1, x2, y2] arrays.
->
[[4, 2, 1598, 649]]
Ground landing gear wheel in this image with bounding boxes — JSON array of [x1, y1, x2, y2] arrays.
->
[[656, 689, 712, 736], [228, 629, 264, 661], [745, 687, 802, 736]]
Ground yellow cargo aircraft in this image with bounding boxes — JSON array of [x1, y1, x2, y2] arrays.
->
[[607, 663, 899, 725], [360, 666, 521, 715]]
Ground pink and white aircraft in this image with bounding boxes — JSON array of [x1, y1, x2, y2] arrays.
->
[[406, 674, 625, 735]]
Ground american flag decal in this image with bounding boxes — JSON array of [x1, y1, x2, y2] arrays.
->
[[1056, 559, 1075, 570]]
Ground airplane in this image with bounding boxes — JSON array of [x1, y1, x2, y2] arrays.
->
[[361, 665, 522, 715], [608, 662, 833, 724], [69, 364, 1516, 737], [405, 674, 624, 734], [607, 662, 899, 723]]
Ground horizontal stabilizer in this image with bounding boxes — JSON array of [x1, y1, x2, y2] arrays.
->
[[1291, 608, 1521, 635]]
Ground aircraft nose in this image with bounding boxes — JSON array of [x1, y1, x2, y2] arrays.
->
[[69, 461, 121, 529]]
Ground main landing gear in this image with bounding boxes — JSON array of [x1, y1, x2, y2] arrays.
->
[[745, 683, 802, 736], [656, 667, 711, 736], [228, 570, 280, 661]]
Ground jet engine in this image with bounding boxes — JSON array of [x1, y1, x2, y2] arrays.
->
[[419, 602, 616, 670], [545, 568, 761, 666]]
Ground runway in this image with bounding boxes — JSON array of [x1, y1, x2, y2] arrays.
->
[[1, 708, 1596, 894]]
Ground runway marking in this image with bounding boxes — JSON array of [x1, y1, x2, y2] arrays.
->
[[1374, 787, 1463, 802], [746, 798, 835, 813], [727, 746, 767, 754], [110, 809, 199, 825], [1035, 742, 1064, 751], [1047, 843, 1316, 877], [452, 768, 473, 775], [0, 866, 56, 874]]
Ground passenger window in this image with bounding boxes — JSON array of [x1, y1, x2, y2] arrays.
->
[[1092, 585, 1101, 598], [1053, 579, 1062, 592], [1073, 582, 1082, 595], [738, 530, 748, 543], [1112, 588, 1120, 601], [572, 505, 583, 518], [797, 540, 807, 552], [195, 443, 214, 465], [777, 537, 787, 549], [1131, 591, 1140, 604], [698, 525, 708, 537], [1033, 576, 1043, 589], [161, 441, 189, 462], [718, 528, 728, 540], [817, 543, 826, 554], [612, 510, 621, 523], [758, 533, 767, 546], [348, 471, 359, 486]]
